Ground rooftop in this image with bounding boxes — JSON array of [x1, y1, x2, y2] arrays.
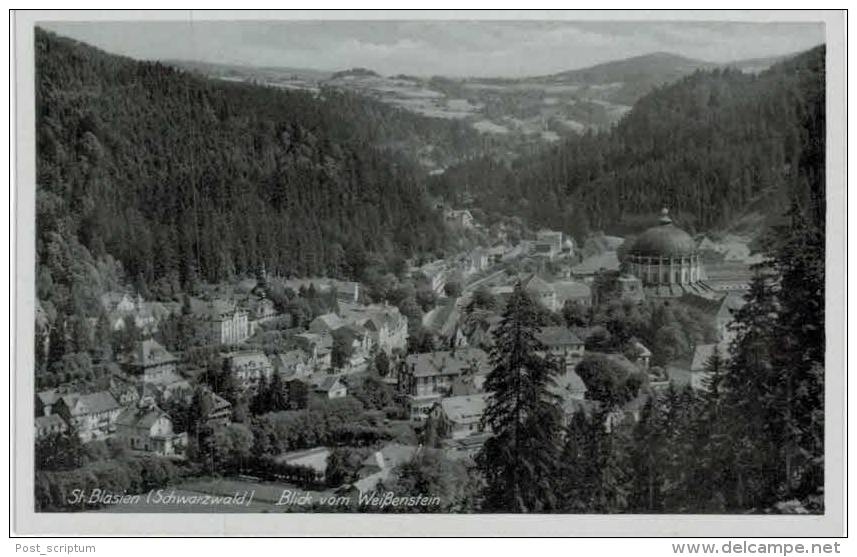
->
[[690, 342, 730, 371], [628, 208, 697, 258], [128, 338, 177, 368], [189, 298, 244, 320], [61, 391, 120, 416], [440, 393, 490, 425], [536, 326, 583, 347], [552, 280, 592, 301], [405, 348, 491, 378], [115, 404, 171, 430], [360, 443, 420, 471], [35, 414, 67, 430], [276, 447, 331, 474], [572, 252, 621, 274], [227, 351, 272, 369]]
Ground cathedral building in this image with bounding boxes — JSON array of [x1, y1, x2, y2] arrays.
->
[[626, 208, 706, 297]]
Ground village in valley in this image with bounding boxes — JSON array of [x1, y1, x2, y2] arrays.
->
[[35, 199, 759, 511], [31, 21, 826, 516]]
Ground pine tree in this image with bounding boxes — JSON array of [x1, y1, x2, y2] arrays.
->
[[559, 407, 632, 513], [47, 319, 67, 368], [34, 327, 48, 374], [659, 385, 698, 511], [268, 372, 288, 411], [478, 282, 563, 512], [689, 346, 731, 511], [558, 411, 598, 511], [722, 269, 780, 508], [251, 374, 272, 414], [92, 311, 113, 363], [768, 202, 825, 501], [629, 397, 665, 512]]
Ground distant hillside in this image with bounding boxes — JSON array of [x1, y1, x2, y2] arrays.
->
[[429, 46, 826, 240], [537, 52, 718, 105], [35, 28, 451, 316], [176, 51, 750, 156], [721, 53, 793, 74], [547, 52, 715, 83], [331, 67, 381, 79]]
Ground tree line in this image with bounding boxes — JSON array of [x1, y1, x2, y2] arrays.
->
[[430, 46, 826, 242], [477, 166, 824, 512], [35, 27, 456, 347]]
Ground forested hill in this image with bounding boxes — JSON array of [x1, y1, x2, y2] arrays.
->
[[430, 45, 825, 239], [35, 28, 451, 309]]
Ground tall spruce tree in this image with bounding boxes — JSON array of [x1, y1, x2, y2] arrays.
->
[[478, 282, 563, 512], [558, 411, 599, 512], [768, 202, 825, 501], [688, 346, 731, 511], [629, 397, 665, 512], [559, 406, 632, 513], [722, 268, 780, 508]]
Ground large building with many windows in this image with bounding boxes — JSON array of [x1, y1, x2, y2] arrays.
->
[[625, 208, 705, 297]]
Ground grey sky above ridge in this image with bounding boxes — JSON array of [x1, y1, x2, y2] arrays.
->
[[40, 20, 825, 78]]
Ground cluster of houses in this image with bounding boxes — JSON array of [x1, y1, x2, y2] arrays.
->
[[34, 271, 407, 453], [275, 442, 422, 498], [305, 301, 409, 367], [34, 337, 229, 455], [395, 314, 600, 459], [37, 208, 754, 481]]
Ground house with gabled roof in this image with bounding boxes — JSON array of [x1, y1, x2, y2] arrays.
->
[[199, 387, 233, 427], [690, 342, 730, 391], [522, 274, 558, 311], [35, 389, 61, 417], [225, 350, 274, 390], [101, 292, 164, 334], [627, 339, 652, 371], [432, 393, 490, 440], [125, 338, 177, 382], [312, 375, 347, 399], [422, 298, 464, 347], [417, 260, 449, 295], [35, 414, 68, 438], [294, 331, 334, 371], [716, 292, 747, 343], [399, 348, 491, 421], [535, 326, 585, 369], [190, 297, 249, 345], [551, 370, 588, 406], [339, 302, 408, 355], [54, 391, 122, 441], [571, 252, 621, 278], [358, 442, 421, 477], [553, 279, 593, 307], [271, 349, 313, 381], [309, 312, 347, 334], [114, 399, 186, 456], [139, 369, 193, 404]]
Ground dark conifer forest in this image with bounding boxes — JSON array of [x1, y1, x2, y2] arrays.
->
[[32, 25, 827, 515], [35, 27, 458, 307], [430, 47, 826, 239]]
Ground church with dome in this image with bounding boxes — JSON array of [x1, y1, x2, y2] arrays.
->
[[625, 208, 708, 297]]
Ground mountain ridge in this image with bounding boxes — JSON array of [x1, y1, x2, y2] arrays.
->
[[428, 45, 826, 240]]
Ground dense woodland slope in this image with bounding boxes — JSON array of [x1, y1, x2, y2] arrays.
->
[[430, 46, 825, 239], [35, 28, 458, 317]]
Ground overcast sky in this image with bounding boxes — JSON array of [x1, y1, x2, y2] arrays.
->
[[40, 20, 825, 78]]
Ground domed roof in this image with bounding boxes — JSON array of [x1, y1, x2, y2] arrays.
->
[[629, 209, 696, 257]]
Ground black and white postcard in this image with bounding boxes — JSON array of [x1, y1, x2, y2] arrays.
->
[[11, 9, 847, 537]]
